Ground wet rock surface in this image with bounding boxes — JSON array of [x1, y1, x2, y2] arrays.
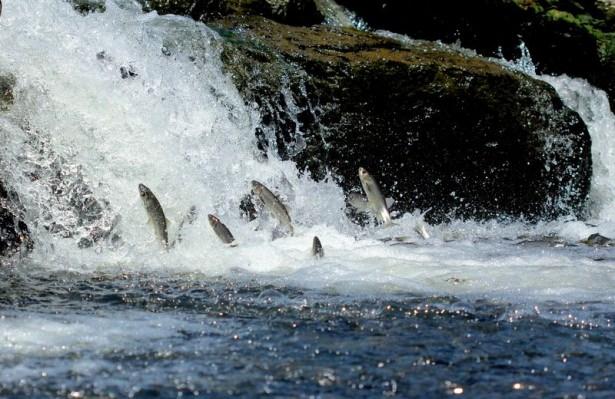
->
[[139, 0, 323, 26], [67, 0, 106, 14], [336, 0, 615, 111], [0, 182, 30, 257], [213, 16, 591, 222], [0, 73, 15, 111], [0, 73, 28, 258]]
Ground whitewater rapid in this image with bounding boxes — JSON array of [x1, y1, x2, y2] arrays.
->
[[1, 0, 615, 304]]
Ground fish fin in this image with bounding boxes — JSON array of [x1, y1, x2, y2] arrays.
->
[[228, 241, 239, 247], [385, 197, 395, 209], [166, 217, 171, 225], [146, 217, 153, 226], [414, 222, 430, 239], [419, 208, 432, 219], [348, 193, 370, 212], [382, 221, 398, 229]]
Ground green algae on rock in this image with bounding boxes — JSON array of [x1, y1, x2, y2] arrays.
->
[[212, 16, 591, 222], [335, 0, 615, 111]]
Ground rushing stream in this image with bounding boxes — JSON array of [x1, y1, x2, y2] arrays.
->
[[2, 1, 615, 397]]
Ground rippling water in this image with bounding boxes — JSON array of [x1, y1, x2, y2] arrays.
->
[[3, 1, 615, 397], [3, 264, 615, 398]]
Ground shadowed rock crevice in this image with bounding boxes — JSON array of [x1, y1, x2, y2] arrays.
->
[[0, 181, 30, 257]]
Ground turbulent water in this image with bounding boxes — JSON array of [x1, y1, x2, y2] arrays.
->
[[2, 1, 615, 397]]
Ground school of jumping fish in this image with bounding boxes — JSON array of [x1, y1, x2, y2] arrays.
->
[[139, 167, 420, 257]]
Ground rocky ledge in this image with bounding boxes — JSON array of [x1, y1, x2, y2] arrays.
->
[[336, 0, 615, 111], [211, 17, 591, 222]]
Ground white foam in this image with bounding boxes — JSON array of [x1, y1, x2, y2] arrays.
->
[[1, 1, 615, 304]]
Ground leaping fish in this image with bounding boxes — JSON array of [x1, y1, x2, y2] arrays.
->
[[208, 214, 237, 246], [358, 167, 393, 226], [312, 236, 324, 258], [138, 183, 169, 249], [251, 180, 294, 236]]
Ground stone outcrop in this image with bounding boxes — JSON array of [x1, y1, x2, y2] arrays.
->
[[336, 0, 615, 111], [138, 0, 323, 26], [212, 17, 591, 222]]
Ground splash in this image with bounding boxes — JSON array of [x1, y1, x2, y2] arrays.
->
[[0, 1, 615, 304]]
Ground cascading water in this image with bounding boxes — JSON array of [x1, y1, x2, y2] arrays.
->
[[3, 1, 615, 397], [0, 0, 612, 298]]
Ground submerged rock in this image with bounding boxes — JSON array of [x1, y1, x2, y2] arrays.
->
[[335, 0, 615, 111], [0, 73, 15, 112], [139, 0, 323, 26], [68, 0, 106, 14], [213, 17, 591, 222]]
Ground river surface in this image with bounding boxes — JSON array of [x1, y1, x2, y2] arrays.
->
[[2, 1, 615, 397]]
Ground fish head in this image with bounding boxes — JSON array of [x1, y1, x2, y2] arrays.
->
[[138, 184, 155, 204], [207, 214, 220, 225], [358, 167, 375, 192], [251, 180, 263, 195]]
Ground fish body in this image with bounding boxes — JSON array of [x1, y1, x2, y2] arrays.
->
[[415, 221, 430, 239], [312, 236, 324, 258], [581, 233, 615, 247], [251, 180, 294, 235], [138, 183, 168, 249], [358, 167, 392, 226], [208, 214, 237, 246]]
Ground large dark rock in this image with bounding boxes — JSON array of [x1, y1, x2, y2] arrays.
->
[[213, 16, 591, 222], [139, 0, 323, 26], [335, 0, 615, 111]]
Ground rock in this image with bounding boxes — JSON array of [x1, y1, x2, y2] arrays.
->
[[213, 16, 591, 222], [0, 181, 30, 257], [67, 0, 106, 14], [139, 0, 323, 26], [335, 0, 615, 111], [0, 73, 15, 111]]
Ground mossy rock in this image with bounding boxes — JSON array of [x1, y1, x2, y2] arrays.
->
[[0, 73, 15, 112], [139, 0, 323, 26], [213, 16, 591, 222], [336, 0, 615, 110]]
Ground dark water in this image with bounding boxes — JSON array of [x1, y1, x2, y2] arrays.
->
[[1, 266, 614, 398]]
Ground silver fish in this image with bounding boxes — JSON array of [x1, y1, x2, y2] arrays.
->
[[138, 183, 168, 249], [251, 180, 294, 235], [414, 221, 430, 239], [312, 236, 324, 258], [358, 167, 392, 226], [208, 214, 237, 246]]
